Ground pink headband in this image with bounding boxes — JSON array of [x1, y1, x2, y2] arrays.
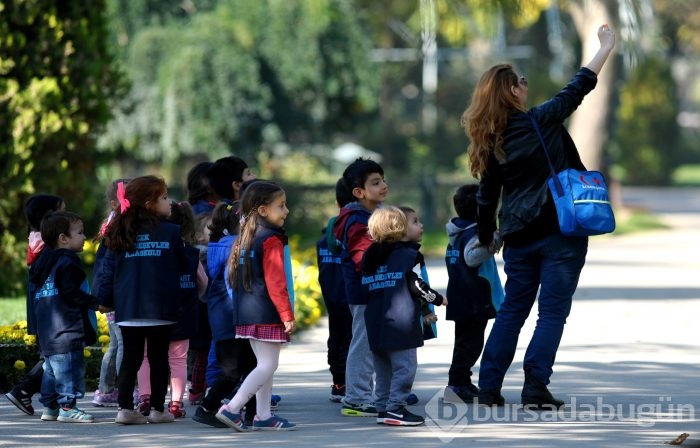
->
[[117, 181, 130, 213]]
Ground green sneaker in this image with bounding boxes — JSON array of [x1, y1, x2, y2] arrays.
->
[[57, 407, 94, 423]]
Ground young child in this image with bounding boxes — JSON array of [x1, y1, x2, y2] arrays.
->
[[30, 211, 105, 423], [4, 194, 65, 416], [215, 180, 296, 431], [135, 201, 207, 418], [316, 178, 354, 402], [97, 175, 187, 425], [398, 206, 437, 347], [361, 206, 446, 426], [332, 157, 387, 417], [443, 185, 503, 403], [92, 180, 129, 408], [207, 155, 257, 202], [193, 202, 257, 428]]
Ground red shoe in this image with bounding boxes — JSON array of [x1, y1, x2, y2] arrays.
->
[[168, 401, 186, 418]]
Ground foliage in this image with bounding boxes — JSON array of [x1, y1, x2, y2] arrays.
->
[[0, 1, 127, 295], [611, 57, 680, 185], [99, 0, 379, 176]]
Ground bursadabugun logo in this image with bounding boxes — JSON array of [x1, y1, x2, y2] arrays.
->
[[424, 389, 469, 443], [425, 389, 695, 444]]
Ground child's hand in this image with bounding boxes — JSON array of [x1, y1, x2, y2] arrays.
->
[[284, 320, 296, 335], [423, 313, 438, 325]]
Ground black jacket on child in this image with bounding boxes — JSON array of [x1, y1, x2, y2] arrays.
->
[[29, 247, 99, 356], [97, 220, 186, 324], [445, 217, 497, 321], [316, 217, 346, 305], [361, 241, 444, 352]]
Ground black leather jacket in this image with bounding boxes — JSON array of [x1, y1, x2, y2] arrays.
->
[[476, 67, 597, 246]]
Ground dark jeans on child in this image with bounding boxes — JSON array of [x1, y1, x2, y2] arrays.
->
[[40, 349, 86, 408], [202, 337, 257, 414], [478, 234, 587, 391], [324, 300, 352, 386], [118, 325, 171, 411], [448, 319, 488, 387], [372, 347, 416, 412]]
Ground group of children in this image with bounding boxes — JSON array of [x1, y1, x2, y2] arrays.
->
[[4, 155, 503, 430], [316, 158, 503, 426]]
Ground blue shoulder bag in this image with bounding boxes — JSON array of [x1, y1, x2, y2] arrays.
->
[[529, 113, 616, 237]]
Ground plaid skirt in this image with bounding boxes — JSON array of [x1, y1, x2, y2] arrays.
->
[[235, 324, 290, 343]]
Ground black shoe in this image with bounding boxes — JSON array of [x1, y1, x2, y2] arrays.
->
[[5, 388, 34, 415], [376, 411, 387, 425], [382, 406, 425, 426], [329, 384, 345, 403], [444, 384, 480, 403], [193, 406, 228, 428], [521, 372, 565, 409], [477, 389, 505, 407]]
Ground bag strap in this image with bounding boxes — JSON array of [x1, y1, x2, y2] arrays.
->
[[528, 112, 565, 197]]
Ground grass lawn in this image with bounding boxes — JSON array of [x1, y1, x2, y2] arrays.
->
[[0, 297, 26, 326]]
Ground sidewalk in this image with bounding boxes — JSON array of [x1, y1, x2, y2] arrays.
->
[[2, 208, 699, 447]]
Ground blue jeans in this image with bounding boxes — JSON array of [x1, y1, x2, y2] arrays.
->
[[98, 318, 123, 393], [478, 234, 587, 391], [40, 349, 86, 409]]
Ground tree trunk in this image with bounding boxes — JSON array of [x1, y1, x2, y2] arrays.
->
[[567, 0, 616, 171]]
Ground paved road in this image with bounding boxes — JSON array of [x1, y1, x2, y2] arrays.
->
[[1, 187, 699, 447]]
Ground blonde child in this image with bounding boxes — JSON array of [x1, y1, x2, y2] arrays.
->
[[215, 180, 296, 431], [97, 175, 187, 425], [361, 206, 446, 426]]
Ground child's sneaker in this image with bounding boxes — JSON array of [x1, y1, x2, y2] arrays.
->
[[252, 414, 297, 431], [168, 401, 186, 418], [341, 399, 378, 417], [136, 394, 150, 416], [92, 389, 119, 407], [57, 407, 95, 423], [270, 394, 281, 411], [147, 409, 175, 423], [40, 407, 60, 421], [4, 388, 34, 415], [381, 406, 425, 426], [329, 384, 345, 403], [192, 406, 227, 428], [115, 408, 148, 425], [215, 405, 250, 432]]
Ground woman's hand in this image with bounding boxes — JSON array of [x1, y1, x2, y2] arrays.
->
[[598, 24, 615, 50], [284, 320, 296, 335]]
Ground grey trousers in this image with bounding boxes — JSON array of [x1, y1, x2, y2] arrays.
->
[[372, 347, 417, 412], [344, 304, 375, 404]]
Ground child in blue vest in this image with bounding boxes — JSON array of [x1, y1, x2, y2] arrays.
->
[[135, 201, 207, 418], [215, 180, 296, 431], [97, 175, 188, 425], [193, 202, 258, 428], [30, 211, 105, 423], [361, 206, 446, 426], [316, 178, 354, 402], [332, 157, 388, 417], [443, 185, 503, 403]]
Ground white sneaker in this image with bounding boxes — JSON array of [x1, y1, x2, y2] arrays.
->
[[115, 408, 147, 425], [147, 409, 175, 423]]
